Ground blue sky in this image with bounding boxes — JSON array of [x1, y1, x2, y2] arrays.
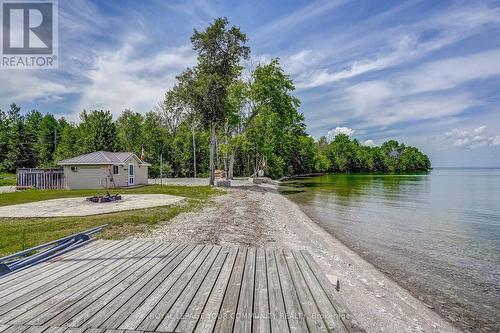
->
[[1, 0, 500, 166]]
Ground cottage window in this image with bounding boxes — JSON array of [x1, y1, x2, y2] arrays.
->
[[113, 165, 119, 175], [71, 166, 78, 172]]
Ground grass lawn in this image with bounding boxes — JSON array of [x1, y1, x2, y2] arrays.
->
[[0, 185, 224, 257], [0, 173, 16, 186]]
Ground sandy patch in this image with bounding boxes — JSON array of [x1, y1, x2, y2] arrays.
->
[[0, 194, 185, 217], [133, 186, 461, 333]]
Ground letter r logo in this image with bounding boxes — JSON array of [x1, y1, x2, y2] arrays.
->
[[2, 1, 53, 54]]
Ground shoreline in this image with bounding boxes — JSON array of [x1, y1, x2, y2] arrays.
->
[[133, 184, 461, 332]]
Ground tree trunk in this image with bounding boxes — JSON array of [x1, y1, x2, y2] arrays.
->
[[228, 150, 235, 180], [192, 125, 197, 178], [224, 121, 228, 180], [209, 121, 216, 185]]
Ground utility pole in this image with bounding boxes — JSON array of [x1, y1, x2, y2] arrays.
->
[[192, 125, 197, 178], [160, 153, 163, 186], [54, 128, 57, 150]]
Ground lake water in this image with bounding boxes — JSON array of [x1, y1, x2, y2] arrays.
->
[[280, 168, 500, 332]]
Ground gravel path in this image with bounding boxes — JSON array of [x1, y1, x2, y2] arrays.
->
[[133, 186, 461, 333]]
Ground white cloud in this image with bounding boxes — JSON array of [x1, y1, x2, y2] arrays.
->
[[446, 128, 469, 139], [293, 5, 500, 89], [296, 35, 420, 89], [395, 49, 500, 95], [321, 48, 500, 128], [445, 126, 500, 149], [474, 125, 487, 135], [327, 126, 354, 142], [0, 71, 74, 103], [74, 37, 196, 119], [362, 139, 377, 147], [343, 81, 393, 116], [256, 0, 346, 38]]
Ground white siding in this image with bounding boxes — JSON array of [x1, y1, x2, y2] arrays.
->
[[63, 158, 148, 189], [64, 165, 112, 189]]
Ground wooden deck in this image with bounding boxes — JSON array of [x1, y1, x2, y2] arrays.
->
[[0, 240, 364, 333]]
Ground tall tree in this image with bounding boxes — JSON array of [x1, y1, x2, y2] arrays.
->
[[54, 118, 77, 161], [142, 111, 171, 177], [116, 109, 144, 153], [2, 103, 28, 172], [190, 17, 250, 185], [157, 89, 186, 137], [24, 110, 43, 167], [78, 110, 118, 153], [244, 59, 306, 178], [175, 70, 204, 177], [36, 114, 58, 167]]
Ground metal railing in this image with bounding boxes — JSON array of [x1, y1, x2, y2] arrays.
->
[[0, 225, 107, 277]]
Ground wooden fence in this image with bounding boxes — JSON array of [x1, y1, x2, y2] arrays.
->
[[16, 168, 65, 190]]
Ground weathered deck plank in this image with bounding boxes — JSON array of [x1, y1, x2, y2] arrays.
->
[[274, 249, 311, 332], [234, 247, 256, 333], [34, 242, 171, 327], [117, 244, 200, 330], [253, 248, 271, 333], [155, 246, 223, 332], [172, 247, 229, 332], [299, 250, 365, 332], [287, 250, 346, 332], [192, 247, 238, 333], [265, 248, 290, 333], [0, 240, 117, 300], [0, 240, 107, 286], [97, 244, 194, 330], [3, 241, 157, 326], [63, 243, 179, 328], [0, 240, 362, 333], [135, 245, 210, 332], [80, 242, 186, 329], [213, 247, 247, 333], [0, 241, 130, 313]]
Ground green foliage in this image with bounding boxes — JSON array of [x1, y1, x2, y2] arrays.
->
[[54, 118, 77, 162], [0, 173, 16, 186], [36, 114, 58, 167], [78, 110, 118, 153], [1, 103, 29, 172], [0, 109, 8, 163], [325, 134, 430, 173], [189, 17, 251, 184], [238, 59, 313, 178], [190, 16, 250, 123], [116, 109, 144, 154]]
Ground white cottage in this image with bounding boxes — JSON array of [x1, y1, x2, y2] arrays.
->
[[58, 151, 150, 189]]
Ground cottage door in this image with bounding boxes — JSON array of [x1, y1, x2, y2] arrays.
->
[[128, 164, 135, 185]]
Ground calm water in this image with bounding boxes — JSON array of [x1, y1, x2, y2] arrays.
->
[[280, 168, 500, 332]]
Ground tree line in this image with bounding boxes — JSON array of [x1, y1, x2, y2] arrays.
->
[[0, 18, 430, 179]]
